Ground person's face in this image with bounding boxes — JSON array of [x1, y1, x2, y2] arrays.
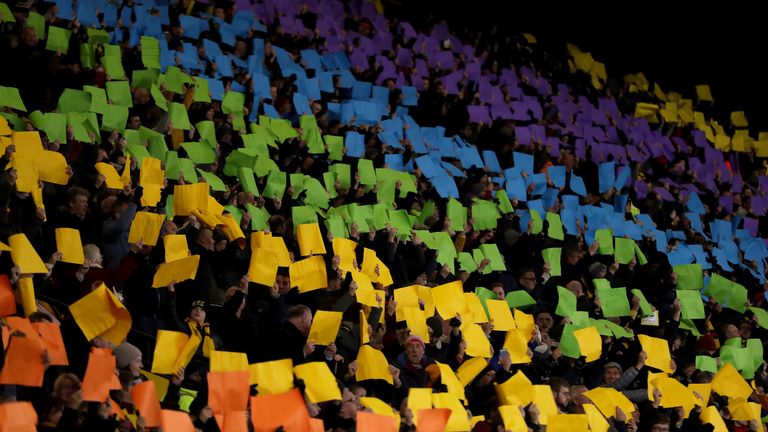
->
[[129, 116, 141, 129], [650, 423, 670, 432], [739, 322, 752, 339], [234, 41, 247, 58], [535, 313, 553, 333], [553, 386, 571, 409], [299, 311, 313, 335], [478, 369, 495, 386], [566, 281, 583, 297], [70, 194, 89, 218], [603, 367, 621, 385], [340, 388, 359, 418], [351, 386, 366, 399], [276, 274, 291, 295], [191, 306, 206, 324], [129, 356, 143, 376], [725, 324, 740, 339], [565, 251, 581, 265], [23, 27, 38, 46], [518, 272, 536, 291], [405, 341, 425, 364], [56, 377, 79, 399], [492, 285, 505, 299], [197, 229, 215, 251]]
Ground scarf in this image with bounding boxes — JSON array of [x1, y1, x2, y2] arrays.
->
[[186, 318, 215, 357]]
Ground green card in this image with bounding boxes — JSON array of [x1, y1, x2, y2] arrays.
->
[[67, 112, 92, 142], [182, 141, 216, 164], [614, 237, 635, 264], [324, 172, 339, 199], [197, 169, 227, 192], [495, 190, 514, 214], [169, 102, 191, 130], [695, 356, 718, 373], [479, 244, 505, 271], [325, 214, 349, 239], [58, 89, 91, 113], [416, 201, 435, 226], [596, 287, 630, 317], [592, 278, 611, 290], [0, 3, 16, 22], [28, 12, 45, 39], [748, 307, 768, 329], [80, 43, 96, 69], [595, 229, 614, 254], [224, 205, 244, 225], [704, 273, 747, 313], [193, 77, 211, 103], [197, 121, 218, 147], [475, 287, 498, 317], [45, 26, 71, 53], [357, 159, 377, 185], [262, 169, 286, 199], [325, 135, 344, 161], [178, 158, 197, 183], [164, 151, 181, 180], [388, 209, 413, 240], [249, 124, 277, 149], [151, 84, 168, 111], [530, 209, 543, 234], [87, 28, 109, 45], [676, 290, 705, 319], [126, 142, 151, 166], [601, 320, 634, 339], [472, 199, 499, 230], [268, 118, 299, 143], [245, 204, 271, 231], [163, 66, 185, 94], [447, 198, 466, 232], [505, 290, 537, 309], [559, 324, 580, 359], [132, 70, 159, 90], [222, 91, 245, 114], [330, 164, 351, 190], [292, 205, 318, 226], [84, 85, 109, 114], [253, 155, 278, 178], [238, 167, 259, 196], [630, 289, 653, 316], [555, 286, 577, 317], [545, 212, 564, 240], [103, 55, 126, 80], [42, 112, 67, 143], [346, 205, 371, 233], [147, 136, 168, 161], [106, 81, 132, 107], [0, 86, 27, 112], [303, 178, 330, 209], [140, 36, 161, 69], [634, 242, 648, 265], [674, 264, 703, 291], [458, 252, 477, 272], [100, 105, 129, 132], [541, 247, 562, 276], [471, 249, 492, 275]]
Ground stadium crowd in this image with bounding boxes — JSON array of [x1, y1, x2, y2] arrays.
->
[[0, 0, 766, 431]]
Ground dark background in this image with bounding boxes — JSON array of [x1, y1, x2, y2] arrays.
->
[[386, 2, 768, 133]]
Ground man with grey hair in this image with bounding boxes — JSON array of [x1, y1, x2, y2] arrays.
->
[[601, 351, 648, 402]]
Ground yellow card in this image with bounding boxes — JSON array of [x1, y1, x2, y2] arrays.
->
[[307, 310, 342, 345], [55, 228, 84, 264]]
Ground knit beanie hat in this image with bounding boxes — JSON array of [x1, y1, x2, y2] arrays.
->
[[113, 342, 142, 369]]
